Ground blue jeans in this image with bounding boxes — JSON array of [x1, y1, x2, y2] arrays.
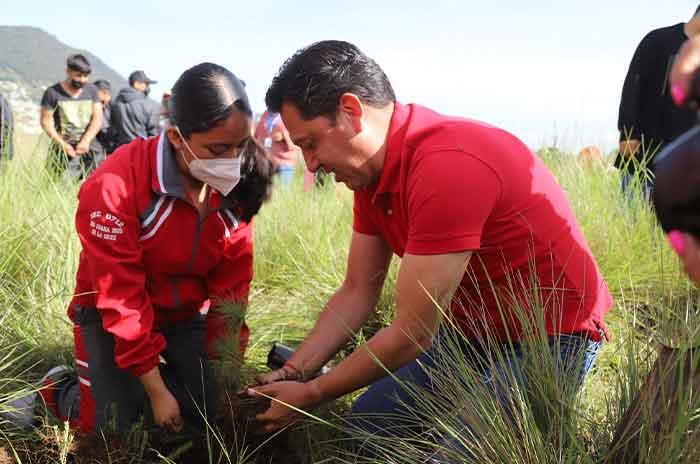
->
[[348, 331, 603, 459], [277, 165, 295, 188], [621, 170, 653, 204]]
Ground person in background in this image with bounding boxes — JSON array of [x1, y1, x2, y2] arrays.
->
[[40, 54, 104, 180], [254, 110, 300, 187], [93, 79, 115, 154], [615, 5, 700, 201], [110, 70, 161, 150], [0, 92, 14, 161]]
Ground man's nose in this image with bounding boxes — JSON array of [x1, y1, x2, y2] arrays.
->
[[303, 152, 321, 173]]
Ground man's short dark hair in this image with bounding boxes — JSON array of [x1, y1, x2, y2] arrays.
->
[[67, 54, 91, 74], [696, 4, 700, 14], [265, 40, 396, 120], [93, 79, 111, 92]]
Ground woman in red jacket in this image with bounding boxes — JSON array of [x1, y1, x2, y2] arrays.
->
[[20, 63, 273, 434]]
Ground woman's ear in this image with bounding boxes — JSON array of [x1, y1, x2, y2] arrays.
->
[[165, 126, 183, 151]]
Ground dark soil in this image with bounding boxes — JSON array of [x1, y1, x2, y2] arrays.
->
[[14, 393, 327, 464]]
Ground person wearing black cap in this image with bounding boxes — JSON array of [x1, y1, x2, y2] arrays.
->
[[110, 70, 161, 150]]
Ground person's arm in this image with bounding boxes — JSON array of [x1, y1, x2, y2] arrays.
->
[[40, 107, 75, 157], [256, 231, 393, 384], [311, 250, 470, 396], [76, 102, 103, 155], [618, 33, 655, 157], [251, 249, 470, 432], [76, 170, 181, 431]]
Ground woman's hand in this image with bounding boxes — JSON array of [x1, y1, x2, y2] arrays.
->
[[149, 388, 184, 432], [139, 366, 184, 432]]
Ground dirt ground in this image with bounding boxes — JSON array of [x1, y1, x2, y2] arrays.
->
[[7, 394, 320, 464]]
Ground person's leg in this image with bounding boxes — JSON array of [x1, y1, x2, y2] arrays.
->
[[73, 306, 148, 432], [347, 335, 466, 457], [159, 313, 219, 432], [431, 332, 603, 463]]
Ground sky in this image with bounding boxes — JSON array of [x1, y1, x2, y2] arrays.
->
[[4, 1, 699, 151]]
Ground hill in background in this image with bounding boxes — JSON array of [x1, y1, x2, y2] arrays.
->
[[0, 26, 127, 133]]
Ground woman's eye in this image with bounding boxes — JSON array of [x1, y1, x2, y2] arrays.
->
[[209, 144, 232, 155]]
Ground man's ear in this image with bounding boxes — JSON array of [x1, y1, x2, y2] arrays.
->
[[338, 93, 364, 134], [165, 126, 183, 151]]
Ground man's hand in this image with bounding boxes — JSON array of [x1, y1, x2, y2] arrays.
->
[[63, 143, 77, 158], [670, 35, 700, 105], [255, 365, 302, 386], [247, 380, 324, 433], [149, 387, 184, 432], [75, 140, 90, 156]]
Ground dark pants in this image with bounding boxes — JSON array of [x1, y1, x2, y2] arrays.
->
[[46, 144, 106, 181], [60, 306, 219, 434], [348, 331, 603, 460]]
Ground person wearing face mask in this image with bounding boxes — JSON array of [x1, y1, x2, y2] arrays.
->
[[40, 54, 104, 180], [6, 63, 274, 436], [109, 70, 162, 151]]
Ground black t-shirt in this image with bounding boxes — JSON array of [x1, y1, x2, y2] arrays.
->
[[617, 23, 697, 169], [40, 83, 102, 150]]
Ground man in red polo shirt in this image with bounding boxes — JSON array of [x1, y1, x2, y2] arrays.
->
[[249, 40, 612, 452]]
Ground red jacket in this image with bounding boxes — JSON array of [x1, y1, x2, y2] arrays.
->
[[69, 133, 253, 376]]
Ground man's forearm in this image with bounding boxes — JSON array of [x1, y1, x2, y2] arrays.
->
[[80, 118, 102, 146], [41, 120, 68, 147], [310, 323, 430, 403], [286, 283, 380, 377]]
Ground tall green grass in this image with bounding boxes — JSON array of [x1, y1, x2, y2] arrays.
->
[[0, 139, 698, 462]]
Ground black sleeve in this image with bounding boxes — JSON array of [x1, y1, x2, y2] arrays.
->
[[40, 87, 56, 110], [618, 32, 656, 141]]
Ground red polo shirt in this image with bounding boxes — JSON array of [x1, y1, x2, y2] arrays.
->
[[354, 103, 612, 341]]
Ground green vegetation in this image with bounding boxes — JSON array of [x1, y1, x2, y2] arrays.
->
[[0, 139, 698, 462]]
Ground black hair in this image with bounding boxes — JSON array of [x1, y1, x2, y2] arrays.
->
[[93, 79, 111, 92], [168, 62, 252, 138], [67, 54, 92, 74], [226, 139, 274, 222], [696, 4, 700, 14], [265, 40, 395, 120]]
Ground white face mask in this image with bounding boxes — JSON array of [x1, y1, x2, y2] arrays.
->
[[176, 126, 242, 196]]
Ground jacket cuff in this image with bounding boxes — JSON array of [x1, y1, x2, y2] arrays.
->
[[128, 355, 161, 377]]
